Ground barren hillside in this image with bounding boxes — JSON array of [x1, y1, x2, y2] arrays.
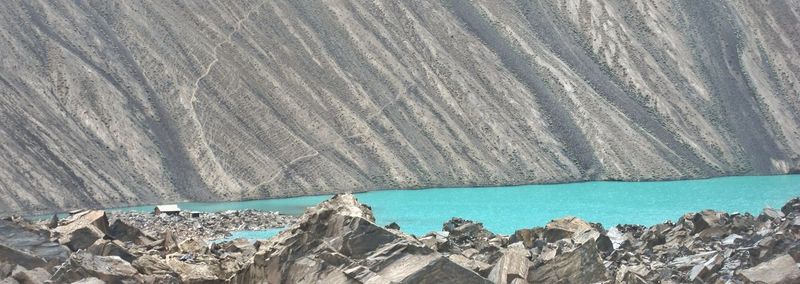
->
[[1, 0, 799, 214]]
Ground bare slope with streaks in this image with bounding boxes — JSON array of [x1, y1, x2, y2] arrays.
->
[[0, 0, 798, 214]]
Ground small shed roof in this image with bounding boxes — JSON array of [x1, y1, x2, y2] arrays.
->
[[155, 204, 181, 212]]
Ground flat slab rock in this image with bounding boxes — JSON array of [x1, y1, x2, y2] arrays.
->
[[738, 255, 800, 284], [0, 220, 70, 270]]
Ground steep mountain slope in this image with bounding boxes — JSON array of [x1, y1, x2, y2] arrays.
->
[[1, 0, 798, 214]]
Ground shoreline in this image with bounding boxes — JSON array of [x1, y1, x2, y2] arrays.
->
[[12, 173, 800, 218]]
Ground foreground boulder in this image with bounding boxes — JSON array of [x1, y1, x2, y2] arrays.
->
[[86, 239, 134, 262], [50, 251, 141, 283], [53, 210, 110, 251], [738, 254, 800, 284], [108, 219, 155, 245], [528, 239, 608, 283], [488, 248, 531, 284], [6, 267, 51, 284], [542, 217, 594, 242], [0, 219, 70, 270], [232, 194, 490, 283]]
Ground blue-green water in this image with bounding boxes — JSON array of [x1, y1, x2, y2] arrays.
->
[[41, 175, 800, 238], [359, 174, 800, 235]]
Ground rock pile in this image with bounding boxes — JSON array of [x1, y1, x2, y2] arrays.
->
[[415, 198, 800, 283], [1, 195, 800, 283], [231, 194, 490, 283], [0, 208, 285, 283], [108, 209, 296, 241]]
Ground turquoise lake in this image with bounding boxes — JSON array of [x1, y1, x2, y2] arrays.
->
[[101, 175, 800, 237]]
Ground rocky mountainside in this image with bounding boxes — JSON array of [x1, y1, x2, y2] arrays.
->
[[1, 0, 799, 214]]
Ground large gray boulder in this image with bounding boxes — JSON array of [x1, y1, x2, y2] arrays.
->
[[108, 219, 155, 245], [488, 248, 531, 284], [9, 267, 51, 284], [542, 217, 594, 242], [528, 239, 608, 283], [86, 239, 134, 262], [50, 251, 141, 283], [53, 210, 110, 251], [690, 210, 730, 235], [232, 193, 490, 284], [738, 254, 800, 284], [0, 220, 70, 270]]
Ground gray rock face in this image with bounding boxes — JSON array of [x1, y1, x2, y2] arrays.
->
[[738, 254, 800, 284], [542, 216, 594, 242], [527, 239, 608, 284], [53, 210, 110, 251], [1, 0, 800, 214], [232, 194, 490, 284], [50, 252, 142, 283], [86, 239, 135, 263], [488, 248, 531, 284], [108, 219, 155, 245], [0, 220, 70, 270]]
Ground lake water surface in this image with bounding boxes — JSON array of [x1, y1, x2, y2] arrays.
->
[[122, 175, 800, 237]]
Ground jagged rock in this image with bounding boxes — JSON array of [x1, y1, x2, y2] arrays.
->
[[50, 251, 141, 283], [528, 239, 608, 283], [738, 254, 800, 284], [760, 208, 785, 222], [9, 267, 50, 284], [697, 225, 730, 241], [543, 217, 593, 242], [132, 255, 175, 276], [220, 239, 256, 254], [572, 228, 613, 252], [385, 222, 401, 230], [70, 277, 106, 284], [0, 220, 70, 270], [488, 248, 531, 284], [53, 210, 110, 251], [443, 218, 495, 247], [615, 265, 650, 284], [509, 228, 542, 249], [86, 239, 134, 262], [232, 194, 489, 284], [161, 231, 180, 253], [535, 243, 559, 263], [669, 251, 718, 271], [419, 233, 450, 251], [178, 238, 208, 254], [109, 219, 155, 245], [606, 227, 634, 250], [781, 198, 800, 216], [46, 215, 58, 229], [731, 213, 757, 233], [448, 254, 492, 277], [691, 210, 729, 234], [166, 257, 222, 283], [0, 262, 15, 278], [688, 253, 723, 282], [722, 234, 745, 246]]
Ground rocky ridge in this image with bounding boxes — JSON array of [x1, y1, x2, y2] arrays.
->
[[3, 194, 800, 283]]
